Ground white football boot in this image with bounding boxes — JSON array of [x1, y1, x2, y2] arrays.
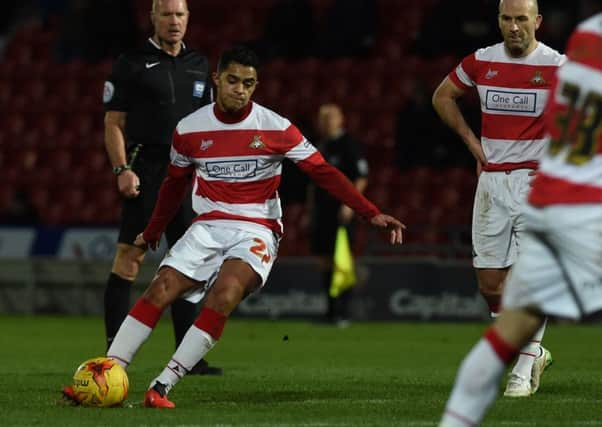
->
[[503, 372, 532, 397], [530, 346, 553, 394], [504, 346, 553, 397]]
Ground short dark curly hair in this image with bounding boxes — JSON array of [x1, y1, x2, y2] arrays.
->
[[217, 45, 260, 74]]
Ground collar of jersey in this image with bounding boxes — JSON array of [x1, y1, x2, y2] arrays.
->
[[146, 37, 187, 56], [213, 102, 253, 124]]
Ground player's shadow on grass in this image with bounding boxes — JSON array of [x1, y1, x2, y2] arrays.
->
[[194, 383, 444, 405], [195, 389, 356, 404]]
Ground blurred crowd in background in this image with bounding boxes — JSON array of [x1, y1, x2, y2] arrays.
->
[[1, 0, 599, 255]]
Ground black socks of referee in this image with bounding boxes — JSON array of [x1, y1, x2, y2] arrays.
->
[[104, 273, 132, 351], [171, 298, 199, 347], [322, 270, 336, 321], [322, 269, 351, 322]]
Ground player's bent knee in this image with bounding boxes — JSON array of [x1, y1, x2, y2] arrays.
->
[[204, 259, 261, 313], [143, 267, 187, 309], [207, 277, 250, 313], [477, 269, 507, 296], [478, 281, 503, 296]]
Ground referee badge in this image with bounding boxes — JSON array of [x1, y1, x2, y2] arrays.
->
[[193, 81, 205, 98], [103, 81, 115, 103]]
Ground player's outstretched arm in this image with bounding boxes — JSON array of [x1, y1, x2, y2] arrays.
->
[[297, 159, 405, 244], [370, 213, 405, 244]]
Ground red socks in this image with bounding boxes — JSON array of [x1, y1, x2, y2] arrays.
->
[[130, 300, 227, 341], [194, 307, 228, 340], [484, 327, 519, 364], [130, 298, 162, 328]]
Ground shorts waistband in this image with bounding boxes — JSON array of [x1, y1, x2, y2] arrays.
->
[[485, 168, 534, 175]]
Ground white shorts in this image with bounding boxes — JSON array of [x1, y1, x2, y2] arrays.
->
[[472, 170, 533, 268], [159, 221, 279, 304], [502, 204, 602, 320]]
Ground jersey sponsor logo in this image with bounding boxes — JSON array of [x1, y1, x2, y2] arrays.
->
[[485, 68, 498, 79], [103, 81, 115, 103], [249, 135, 265, 149], [193, 81, 205, 98], [145, 61, 160, 69], [485, 89, 537, 113], [206, 159, 258, 179], [200, 139, 213, 150], [530, 70, 546, 85]]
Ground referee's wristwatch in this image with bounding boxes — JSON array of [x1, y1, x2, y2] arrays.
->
[[112, 164, 131, 176]]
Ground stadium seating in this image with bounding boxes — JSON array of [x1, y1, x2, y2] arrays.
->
[[0, 0, 475, 258]]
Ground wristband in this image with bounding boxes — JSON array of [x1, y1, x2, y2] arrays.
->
[[112, 164, 131, 176]]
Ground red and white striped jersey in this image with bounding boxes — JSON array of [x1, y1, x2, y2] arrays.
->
[[170, 102, 318, 235], [143, 102, 380, 242], [449, 42, 566, 171], [529, 13, 602, 206]]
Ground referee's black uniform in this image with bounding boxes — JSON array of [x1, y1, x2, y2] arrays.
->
[[310, 132, 369, 256], [103, 38, 211, 245], [102, 38, 216, 372], [309, 132, 369, 323]]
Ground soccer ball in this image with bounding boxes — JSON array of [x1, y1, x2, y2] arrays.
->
[[71, 357, 129, 407]]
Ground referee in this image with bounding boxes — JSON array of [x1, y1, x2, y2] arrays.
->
[[309, 104, 369, 326], [102, 0, 221, 375]]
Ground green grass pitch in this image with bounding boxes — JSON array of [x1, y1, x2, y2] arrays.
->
[[1, 315, 600, 426]]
